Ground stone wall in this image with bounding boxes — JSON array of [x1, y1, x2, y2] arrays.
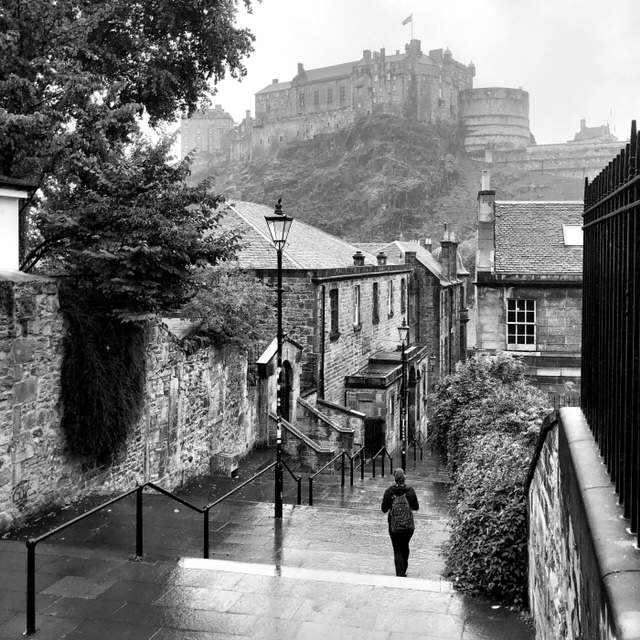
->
[[476, 284, 581, 393], [528, 408, 640, 640], [0, 274, 257, 532], [486, 140, 624, 180]]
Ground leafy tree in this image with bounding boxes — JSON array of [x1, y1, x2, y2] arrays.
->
[[181, 262, 275, 350], [0, 0, 255, 262]]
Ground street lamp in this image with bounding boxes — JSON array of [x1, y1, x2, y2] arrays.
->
[[265, 198, 293, 519], [398, 317, 409, 471]]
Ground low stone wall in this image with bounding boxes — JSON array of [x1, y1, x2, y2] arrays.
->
[[528, 408, 640, 640], [0, 274, 257, 532]]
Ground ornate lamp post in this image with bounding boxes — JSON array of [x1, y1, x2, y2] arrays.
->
[[398, 317, 409, 471], [264, 199, 293, 519]]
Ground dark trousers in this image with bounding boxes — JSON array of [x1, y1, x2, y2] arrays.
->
[[389, 529, 414, 576]]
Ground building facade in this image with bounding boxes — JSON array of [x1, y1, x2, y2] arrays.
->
[[474, 171, 583, 395], [217, 200, 469, 456]]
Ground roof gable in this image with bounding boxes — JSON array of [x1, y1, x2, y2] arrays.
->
[[494, 201, 584, 274]]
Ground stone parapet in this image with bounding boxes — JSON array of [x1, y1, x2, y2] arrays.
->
[[528, 408, 640, 640]]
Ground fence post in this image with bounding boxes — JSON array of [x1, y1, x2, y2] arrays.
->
[[135, 486, 143, 559], [350, 453, 354, 486], [297, 476, 302, 505], [26, 539, 36, 635], [341, 452, 345, 488], [372, 455, 376, 478], [309, 477, 313, 506], [382, 451, 385, 477], [204, 510, 210, 559], [360, 449, 365, 480]]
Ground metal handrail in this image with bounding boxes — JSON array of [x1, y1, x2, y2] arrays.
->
[[281, 458, 302, 506], [308, 447, 366, 506], [410, 436, 425, 461], [24, 460, 299, 635], [371, 446, 393, 478]]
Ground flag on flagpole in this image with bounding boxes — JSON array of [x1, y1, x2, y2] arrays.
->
[[402, 14, 412, 26]]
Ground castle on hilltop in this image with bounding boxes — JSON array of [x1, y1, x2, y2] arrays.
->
[[180, 39, 533, 162]]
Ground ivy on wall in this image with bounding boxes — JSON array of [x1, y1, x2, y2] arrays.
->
[[60, 301, 146, 465]]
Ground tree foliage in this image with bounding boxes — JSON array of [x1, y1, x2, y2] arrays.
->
[[430, 352, 551, 607], [1, 0, 255, 263], [181, 262, 275, 351]]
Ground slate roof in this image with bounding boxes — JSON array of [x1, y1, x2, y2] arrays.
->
[[376, 240, 455, 282], [217, 200, 378, 270], [256, 81, 292, 95], [494, 201, 583, 274]]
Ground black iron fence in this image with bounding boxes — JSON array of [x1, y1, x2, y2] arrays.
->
[[582, 119, 640, 546]]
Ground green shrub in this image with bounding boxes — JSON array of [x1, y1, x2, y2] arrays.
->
[[430, 352, 551, 607], [445, 433, 531, 605]]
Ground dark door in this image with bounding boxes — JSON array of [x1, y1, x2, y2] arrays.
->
[[281, 362, 292, 422], [364, 416, 386, 458]]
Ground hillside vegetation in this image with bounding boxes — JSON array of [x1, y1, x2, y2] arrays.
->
[[198, 115, 585, 245]]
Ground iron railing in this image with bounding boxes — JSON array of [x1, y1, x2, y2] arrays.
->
[[308, 447, 365, 506], [24, 463, 301, 635], [549, 394, 581, 409], [410, 435, 425, 461], [582, 119, 640, 546], [371, 446, 393, 478]]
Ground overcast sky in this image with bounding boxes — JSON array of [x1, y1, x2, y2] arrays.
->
[[201, 0, 639, 146]]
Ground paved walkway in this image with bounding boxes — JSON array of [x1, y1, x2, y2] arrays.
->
[[1, 450, 534, 639]]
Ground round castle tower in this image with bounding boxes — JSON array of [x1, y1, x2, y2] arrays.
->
[[459, 87, 531, 156]]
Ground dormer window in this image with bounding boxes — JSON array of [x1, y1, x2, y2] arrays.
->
[[563, 224, 583, 246]]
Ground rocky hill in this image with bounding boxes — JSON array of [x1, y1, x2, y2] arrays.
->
[[197, 114, 585, 246]]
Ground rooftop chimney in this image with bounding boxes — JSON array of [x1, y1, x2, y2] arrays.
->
[[297, 63, 304, 75], [377, 252, 387, 266], [363, 50, 372, 60], [419, 237, 432, 252], [440, 226, 458, 281], [481, 170, 490, 191], [272, 78, 279, 84], [477, 172, 496, 274], [353, 251, 365, 266]]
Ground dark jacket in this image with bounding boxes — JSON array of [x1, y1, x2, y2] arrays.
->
[[381, 483, 419, 526]]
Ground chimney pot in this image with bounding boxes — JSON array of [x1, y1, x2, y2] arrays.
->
[[377, 252, 387, 266], [353, 251, 366, 266], [481, 170, 491, 191]]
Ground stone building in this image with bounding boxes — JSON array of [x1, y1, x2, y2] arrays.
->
[[474, 171, 583, 395], [180, 104, 235, 159], [217, 200, 461, 456]]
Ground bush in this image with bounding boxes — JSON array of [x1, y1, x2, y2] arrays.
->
[[430, 352, 551, 607]]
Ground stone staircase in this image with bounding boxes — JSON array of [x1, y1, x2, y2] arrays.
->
[[2, 449, 535, 639]]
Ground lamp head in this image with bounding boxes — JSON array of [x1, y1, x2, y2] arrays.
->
[[264, 198, 293, 249], [398, 317, 409, 345]]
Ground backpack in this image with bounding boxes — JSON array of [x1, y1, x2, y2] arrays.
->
[[389, 492, 414, 532]]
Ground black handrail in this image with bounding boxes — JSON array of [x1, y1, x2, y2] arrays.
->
[[281, 458, 302, 506], [371, 446, 393, 478], [24, 460, 300, 635], [410, 436, 424, 461], [308, 447, 367, 506]]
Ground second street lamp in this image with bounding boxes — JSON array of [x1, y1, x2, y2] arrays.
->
[[398, 317, 409, 471], [264, 199, 293, 519]]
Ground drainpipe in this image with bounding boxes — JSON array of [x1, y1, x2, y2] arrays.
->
[[320, 285, 326, 398]]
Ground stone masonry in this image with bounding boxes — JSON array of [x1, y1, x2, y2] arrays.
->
[[0, 274, 257, 532]]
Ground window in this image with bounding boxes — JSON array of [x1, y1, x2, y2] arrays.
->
[[327, 88, 333, 103], [400, 278, 406, 313], [329, 289, 339, 339], [313, 91, 319, 106], [506, 299, 536, 351], [387, 281, 394, 317], [298, 92, 305, 107], [340, 86, 346, 102], [354, 285, 361, 327], [372, 283, 380, 325], [563, 224, 583, 245]]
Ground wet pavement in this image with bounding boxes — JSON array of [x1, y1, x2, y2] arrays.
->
[[1, 449, 534, 639]]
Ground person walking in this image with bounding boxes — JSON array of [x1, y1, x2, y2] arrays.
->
[[381, 467, 419, 576]]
